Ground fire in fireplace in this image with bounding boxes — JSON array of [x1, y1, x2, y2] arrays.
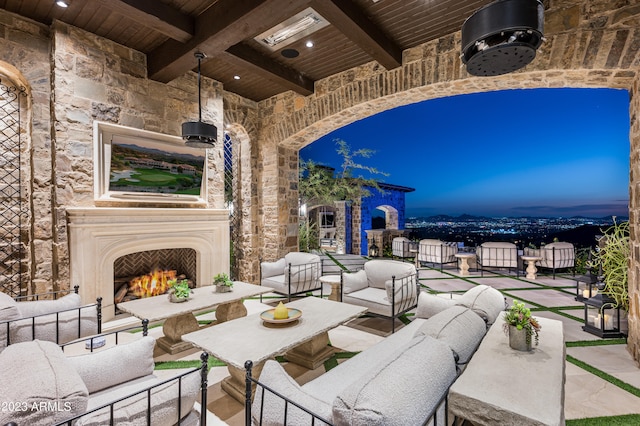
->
[[113, 248, 197, 306]]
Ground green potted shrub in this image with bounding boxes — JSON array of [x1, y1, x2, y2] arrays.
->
[[503, 300, 541, 351], [167, 279, 191, 303], [213, 273, 234, 293]]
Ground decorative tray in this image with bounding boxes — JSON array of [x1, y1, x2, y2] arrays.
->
[[260, 308, 302, 324]]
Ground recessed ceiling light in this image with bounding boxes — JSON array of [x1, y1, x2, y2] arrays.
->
[[233, 75, 240, 80], [305, 40, 314, 48], [56, 0, 69, 7]]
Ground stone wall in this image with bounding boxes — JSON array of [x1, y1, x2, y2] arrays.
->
[[0, 10, 226, 295], [629, 71, 639, 365], [253, 0, 640, 362]]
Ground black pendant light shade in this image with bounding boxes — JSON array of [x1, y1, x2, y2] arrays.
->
[[461, 0, 544, 77], [183, 52, 217, 148]]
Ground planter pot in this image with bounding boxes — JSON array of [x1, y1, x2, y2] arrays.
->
[[508, 325, 532, 352], [168, 293, 189, 303], [215, 285, 232, 293]]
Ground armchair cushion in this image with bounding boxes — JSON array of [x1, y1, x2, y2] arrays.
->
[[342, 269, 368, 294], [0, 340, 89, 425], [252, 360, 332, 425], [414, 306, 486, 364], [332, 334, 456, 426], [70, 336, 155, 393], [261, 258, 286, 279], [477, 242, 518, 268], [364, 260, 415, 290]]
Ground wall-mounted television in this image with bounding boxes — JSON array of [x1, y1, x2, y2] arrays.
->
[[94, 121, 208, 206]]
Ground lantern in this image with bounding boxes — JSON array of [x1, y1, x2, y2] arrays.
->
[[582, 293, 623, 338], [369, 238, 379, 258], [575, 273, 598, 302]]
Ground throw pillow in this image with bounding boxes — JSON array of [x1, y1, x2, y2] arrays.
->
[[383, 276, 416, 304], [458, 285, 506, 325], [415, 292, 456, 319], [341, 269, 368, 294], [0, 340, 88, 425], [70, 336, 155, 393]]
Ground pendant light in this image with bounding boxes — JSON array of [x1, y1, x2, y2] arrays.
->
[[182, 52, 217, 148]]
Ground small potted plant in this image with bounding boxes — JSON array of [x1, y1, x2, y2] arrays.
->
[[503, 300, 541, 351], [213, 273, 234, 293], [167, 279, 191, 303]]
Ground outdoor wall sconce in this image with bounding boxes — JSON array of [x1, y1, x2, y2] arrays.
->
[[583, 292, 623, 339], [461, 0, 544, 76], [369, 238, 380, 258]]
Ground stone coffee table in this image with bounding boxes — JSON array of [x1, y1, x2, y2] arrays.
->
[[182, 296, 367, 402], [117, 281, 273, 354]]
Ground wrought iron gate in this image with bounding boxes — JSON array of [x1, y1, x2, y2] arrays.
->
[[0, 77, 26, 297], [223, 132, 241, 279]]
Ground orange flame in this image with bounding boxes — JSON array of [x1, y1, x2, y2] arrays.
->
[[129, 269, 177, 298]]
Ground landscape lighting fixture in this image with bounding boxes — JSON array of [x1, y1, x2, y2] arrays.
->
[[461, 0, 544, 76], [56, 0, 69, 7], [182, 52, 217, 149]]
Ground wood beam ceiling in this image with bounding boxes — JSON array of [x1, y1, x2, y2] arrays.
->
[[100, 0, 404, 95]]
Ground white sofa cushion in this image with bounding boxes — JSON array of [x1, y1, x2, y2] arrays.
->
[[332, 334, 457, 426], [252, 360, 332, 425], [0, 340, 89, 425], [70, 336, 156, 393], [414, 306, 486, 364], [415, 292, 457, 319]]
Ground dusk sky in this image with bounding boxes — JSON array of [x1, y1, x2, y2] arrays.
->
[[300, 88, 630, 219]]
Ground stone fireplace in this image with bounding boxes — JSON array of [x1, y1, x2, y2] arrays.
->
[[67, 207, 230, 321]]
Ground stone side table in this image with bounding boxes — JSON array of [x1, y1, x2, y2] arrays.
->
[[521, 255, 542, 280], [454, 252, 476, 276]]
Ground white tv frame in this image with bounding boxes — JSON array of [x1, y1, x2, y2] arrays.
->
[[93, 121, 208, 206]]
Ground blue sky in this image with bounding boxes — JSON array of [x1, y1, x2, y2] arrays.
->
[[300, 88, 630, 218]]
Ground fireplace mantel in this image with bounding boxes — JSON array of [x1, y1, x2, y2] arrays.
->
[[67, 207, 230, 321]]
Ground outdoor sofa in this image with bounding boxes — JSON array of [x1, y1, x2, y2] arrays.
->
[[246, 285, 506, 425], [476, 241, 519, 276], [260, 252, 322, 301], [391, 236, 416, 261], [524, 241, 575, 278], [417, 239, 458, 271], [340, 259, 419, 333], [0, 328, 208, 426], [0, 286, 101, 351]]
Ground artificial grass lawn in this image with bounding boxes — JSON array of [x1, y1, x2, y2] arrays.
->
[[567, 414, 640, 425]]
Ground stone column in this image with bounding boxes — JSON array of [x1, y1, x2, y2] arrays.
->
[[628, 72, 639, 365]]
